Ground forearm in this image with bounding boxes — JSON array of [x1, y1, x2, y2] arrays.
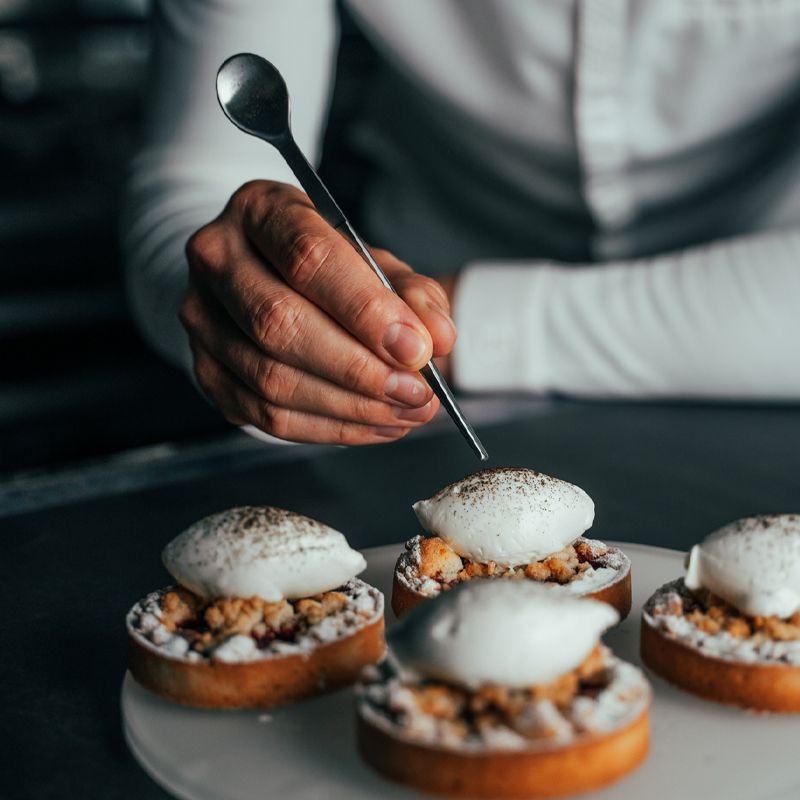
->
[[122, 161, 232, 370], [122, 0, 337, 369], [453, 229, 800, 399]]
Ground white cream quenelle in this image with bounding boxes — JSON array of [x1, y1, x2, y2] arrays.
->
[[389, 581, 618, 688], [684, 514, 800, 618], [412, 468, 595, 566], [162, 506, 366, 602]]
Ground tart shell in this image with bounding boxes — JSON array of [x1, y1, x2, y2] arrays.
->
[[391, 558, 632, 621], [640, 615, 800, 712], [128, 614, 384, 709], [357, 706, 649, 798]]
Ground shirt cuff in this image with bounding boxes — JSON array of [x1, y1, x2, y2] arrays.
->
[[451, 262, 551, 393]]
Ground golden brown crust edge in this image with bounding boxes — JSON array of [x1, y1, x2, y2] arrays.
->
[[391, 558, 632, 621], [129, 614, 385, 709], [589, 568, 632, 621], [640, 616, 800, 712], [357, 707, 649, 799]]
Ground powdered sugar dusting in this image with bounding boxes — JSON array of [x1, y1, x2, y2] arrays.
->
[[161, 506, 366, 601], [644, 579, 800, 666], [396, 535, 628, 598], [127, 578, 383, 663], [396, 536, 442, 595], [412, 468, 595, 565], [685, 514, 800, 618], [357, 649, 650, 752]]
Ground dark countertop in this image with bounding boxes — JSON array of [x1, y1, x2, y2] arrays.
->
[[5, 399, 800, 799]]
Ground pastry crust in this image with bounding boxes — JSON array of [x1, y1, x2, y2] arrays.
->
[[391, 550, 632, 621], [640, 615, 800, 712], [129, 613, 384, 709], [357, 706, 649, 798]]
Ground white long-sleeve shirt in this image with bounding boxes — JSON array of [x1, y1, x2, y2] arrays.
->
[[123, 0, 800, 399]]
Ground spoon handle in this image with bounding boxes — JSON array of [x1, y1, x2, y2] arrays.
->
[[276, 134, 488, 461], [278, 135, 349, 231]]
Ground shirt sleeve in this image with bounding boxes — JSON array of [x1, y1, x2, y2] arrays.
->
[[452, 229, 800, 400], [121, 0, 338, 370]]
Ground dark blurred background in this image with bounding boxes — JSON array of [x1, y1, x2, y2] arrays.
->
[[0, 0, 383, 480], [0, 0, 261, 477]]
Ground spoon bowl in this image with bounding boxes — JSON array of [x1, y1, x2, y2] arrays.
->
[[217, 53, 291, 142]]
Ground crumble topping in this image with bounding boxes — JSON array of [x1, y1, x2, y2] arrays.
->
[[644, 579, 800, 666], [396, 535, 628, 598], [358, 645, 650, 751], [127, 578, 382, 663]]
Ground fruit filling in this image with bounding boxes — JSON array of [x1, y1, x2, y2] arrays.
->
[[128, 578, 382, 661], [651, 581, 800, 642], [359, 645, 649, 749], [644, 579, 800, 666], [399, 535, 626, 596], [160, 586, 358, 653]]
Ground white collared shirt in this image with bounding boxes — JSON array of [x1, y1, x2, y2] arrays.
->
[[124, 0, 800, 399]]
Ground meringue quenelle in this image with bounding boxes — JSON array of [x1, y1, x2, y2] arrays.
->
[[684, 514, 800, 618], [412, 468, 595, 565], [390, 580, 619, 688], [162, 506, 367, 602]]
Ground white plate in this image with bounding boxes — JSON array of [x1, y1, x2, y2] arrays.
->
[[122, 543, 800, 800]]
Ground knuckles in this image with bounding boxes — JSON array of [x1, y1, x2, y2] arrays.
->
[[333, 418, 359, 446], [250, 293, 303, 354], [178, 289, 206, 337], [347, 391, 382, 425], [185, 224, 228, 278], [252, 357, 280, 400], [256, 402, 290, 441], [283, 230, 337, 290], [233, 179, 308, 235], [187, 180, 317, 280], [177, 295, 195, 333], [349, 289, 391, 332], [232, 179, 301, 212], [252, 357, 299, 407], [191, 351, 243, 427], [341, 351, 383, 397], [232, 180, 273, 223], [191, 347, 216, 397]]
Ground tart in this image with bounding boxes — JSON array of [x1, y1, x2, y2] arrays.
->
[[128, 579, 383, 709], [393, 534, 631, 620], [126, 506, 384, 709], [641, 579, 800, 712], [641, 514, 800, 712], [392, 468, 631, 620], [358, 581, 651, 798]]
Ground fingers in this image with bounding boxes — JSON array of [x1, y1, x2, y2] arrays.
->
[[184, 180, 456, 449], [375, 250, 457, 359], [396, 280, 456, 358], [191, 343, 436, 445], [181, 288, 440, 427], [185, 226, 434, 407], [236, 182, 435, 370]]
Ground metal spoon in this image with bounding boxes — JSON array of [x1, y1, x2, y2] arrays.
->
[[216, 52, 488, 461]]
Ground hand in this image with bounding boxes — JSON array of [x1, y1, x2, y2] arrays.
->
[[179, 180, 457, 445]]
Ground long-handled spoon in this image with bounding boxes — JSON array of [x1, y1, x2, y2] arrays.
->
[[216, 52, 488, 461]]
